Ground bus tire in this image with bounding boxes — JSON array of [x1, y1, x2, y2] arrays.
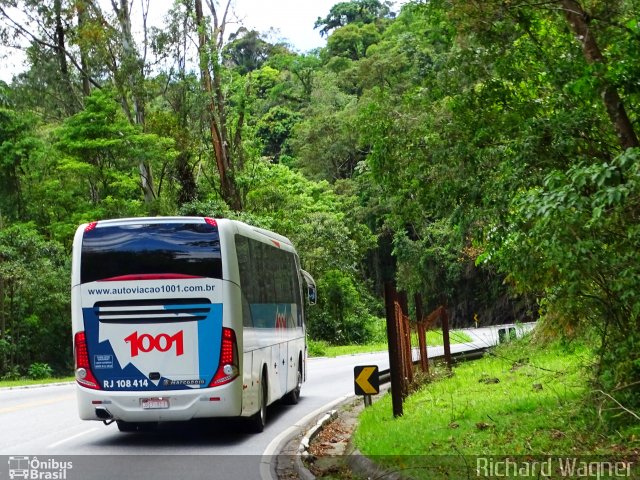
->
[[249, 372, 267, 433], [283, 364, 302, 405]]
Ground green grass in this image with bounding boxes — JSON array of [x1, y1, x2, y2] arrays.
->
[[354, 337, 639, 478], [0, 376, 74, 388], [308, 330, 473, 358]]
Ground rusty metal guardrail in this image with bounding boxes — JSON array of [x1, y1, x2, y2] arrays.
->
[[378, 346, 488, 385]]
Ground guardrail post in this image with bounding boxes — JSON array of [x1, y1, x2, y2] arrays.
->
[[415, 294, 429, 373], [384, 282, 404, 418], [441, 307, 452, 371], [398, 291, 413, 390]]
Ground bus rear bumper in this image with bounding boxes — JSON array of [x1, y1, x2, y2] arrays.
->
[[76, 383, 242, 422]]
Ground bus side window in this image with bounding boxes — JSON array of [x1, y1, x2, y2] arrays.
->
[[235, 235, 254, 328]]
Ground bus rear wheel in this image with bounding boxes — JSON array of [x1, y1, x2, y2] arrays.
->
[[283, 366, 302, 405], [249, 373, 267, 433]]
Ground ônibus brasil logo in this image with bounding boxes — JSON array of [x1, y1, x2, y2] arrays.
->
[[124, 331, 184, 357], [8, 456, 73, 480]]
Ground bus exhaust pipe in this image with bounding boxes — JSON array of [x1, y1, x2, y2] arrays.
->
[[95, 407, 113, 421]]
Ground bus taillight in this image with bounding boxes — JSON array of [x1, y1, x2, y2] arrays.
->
[[209, 328, 239, 387], [74, 332, 101, 390]]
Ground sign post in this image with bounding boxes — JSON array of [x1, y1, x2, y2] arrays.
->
[[354, 365, 379, 407]]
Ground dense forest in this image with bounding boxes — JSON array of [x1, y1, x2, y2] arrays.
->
[[0, 0, 638, 426]]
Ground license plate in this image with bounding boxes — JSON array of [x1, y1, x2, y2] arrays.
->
[[141, 397, 169, 409]]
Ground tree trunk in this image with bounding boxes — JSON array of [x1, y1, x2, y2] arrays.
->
[[54, 0, 78, 113], [108, 0, 156, 204], [194, 0, 242, 210], [72, 1, 93, 97], [175, 152, 197, 205], [560, 0, 639, 150]]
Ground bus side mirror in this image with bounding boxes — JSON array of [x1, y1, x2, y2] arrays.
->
[[301, 269, 317, 306], [307, 285, 317, 305]]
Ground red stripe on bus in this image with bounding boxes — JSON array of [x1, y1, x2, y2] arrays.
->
[[97, 274, 202, 282]]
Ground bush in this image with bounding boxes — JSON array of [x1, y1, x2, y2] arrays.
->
[[308, 269, 378, 345], [307, 339, 329, 357], [28, 362, 53, 380], [1, 365, 22, 381]]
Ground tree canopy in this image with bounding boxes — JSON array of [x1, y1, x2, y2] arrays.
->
[[314, 0, 394, 36]]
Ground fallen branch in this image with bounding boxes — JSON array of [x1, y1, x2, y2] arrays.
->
[[593, 389, 640, 421]]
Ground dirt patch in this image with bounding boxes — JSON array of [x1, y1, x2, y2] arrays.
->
[[303, 399, 363, 478], [275, 392, 388, 479], [308, 413, 356, 456]]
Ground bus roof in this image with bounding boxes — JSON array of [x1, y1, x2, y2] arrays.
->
[[81, 217, 295, 248], [87, 216, 207, 226]]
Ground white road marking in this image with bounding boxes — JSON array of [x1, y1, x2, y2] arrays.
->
[[47, 428, 100, 449]]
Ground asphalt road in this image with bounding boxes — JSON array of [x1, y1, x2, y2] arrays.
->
[[0, 323, 533, 480]]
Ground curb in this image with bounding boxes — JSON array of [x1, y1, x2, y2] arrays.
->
[[0, 381, 74, 391], [298, 409, 338, 455], [290, 384, 392, 480], [293, 409, 340, 480], [348, 449, 402, 480]]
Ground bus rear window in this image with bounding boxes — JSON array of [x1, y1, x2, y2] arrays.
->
[[81, 223, 222, 283]]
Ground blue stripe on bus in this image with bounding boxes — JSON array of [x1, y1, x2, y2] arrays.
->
[[198, 304, 223, 383]]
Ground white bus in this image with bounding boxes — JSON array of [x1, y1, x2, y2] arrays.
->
[[71, 217, 316, 432]]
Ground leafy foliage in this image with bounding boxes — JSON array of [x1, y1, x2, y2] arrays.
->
[[314, 0, 394, 37], [0, 108, 43, 221], [325, 23, 382, 60], [223, 28, 276, 74], [54, 88, 176, 208], [308, 269, 377, 344], [255, 106, 300, 159], [486, 149, 640, 420], [28, 362, 54, 380], [0, 223, 70, 376]]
